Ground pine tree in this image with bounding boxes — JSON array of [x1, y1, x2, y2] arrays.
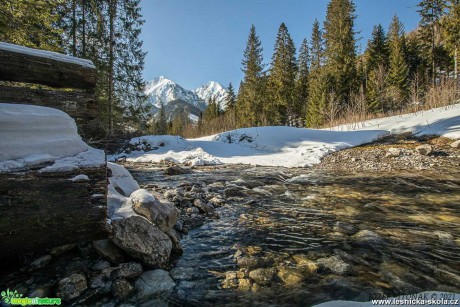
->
[[443, 0, 460, 78], [418, 0, 447, 83], [0, 0, 63, 51], [295, 38, 310, 126], [225, 82, 237, 124], [306, 68, 329, 127], [156, 101, 167, 135], [237, 25, 265, 127], [266, 23, 297, 125], [387, 15, 410, 108], [365, 24, 390, 112], [310, 19, 324, 70], [366, 24, 389, 72], [323, 0, 357, 106]]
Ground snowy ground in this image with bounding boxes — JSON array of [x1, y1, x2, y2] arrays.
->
[[113, 104, 460, 168], [0, 104, 105, 173]]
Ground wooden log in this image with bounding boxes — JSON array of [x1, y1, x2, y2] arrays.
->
[[0, 85, 98, 120], [0, 165, 109, 257], [0, 42, 97, 89]]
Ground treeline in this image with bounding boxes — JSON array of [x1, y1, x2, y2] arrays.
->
[[0, 0, 147, 138], [177, 0, 460, 138]]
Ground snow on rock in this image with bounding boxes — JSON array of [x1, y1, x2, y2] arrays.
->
[[0, 104, 104, 173], [331, 104, 460, 139], [0, 42, 95, 69], [129, 189, 156, 206]]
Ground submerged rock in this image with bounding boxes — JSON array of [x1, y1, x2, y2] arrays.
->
[[248, 268, 276, 286], [193, 199, 215, 214], [112, 279, 134, 299], [112, 216, 172, 268], [316, 255, 350, 275], [50, 244, 76, 256], [24, 255, 52, 272], [57, 273, 87, 301], [333, 221, 358, 235], [111, 262, 143, 279], [134, 269, 176, 300], [164, 165, 189, 175], [277, 266, 306, 285], [352, 230, 384, 246]]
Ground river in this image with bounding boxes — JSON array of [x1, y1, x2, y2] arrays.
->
[[127, 164, 460, 306]]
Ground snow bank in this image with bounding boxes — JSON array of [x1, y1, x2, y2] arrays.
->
[[111, 103, 460, 168], [0, 42, 95, 69], [107, 162, 140, 220], [0, 104, 104, 173], [331, 104, 460, 139]]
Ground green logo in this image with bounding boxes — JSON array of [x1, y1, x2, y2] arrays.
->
[[1, 289, 61, 306]]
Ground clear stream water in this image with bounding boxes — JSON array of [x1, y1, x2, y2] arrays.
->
[[127, 164, 460, 306]]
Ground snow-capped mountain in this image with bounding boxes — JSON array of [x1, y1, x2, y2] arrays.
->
[[144, 76, 228, 122], [194, 81, 228, 109], [144, 76, 207, 110]]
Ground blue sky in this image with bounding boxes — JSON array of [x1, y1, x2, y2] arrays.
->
[[140, 0, 420, 90]]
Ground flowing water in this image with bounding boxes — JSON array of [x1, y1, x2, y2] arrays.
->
[[127, 164, 460, 306]]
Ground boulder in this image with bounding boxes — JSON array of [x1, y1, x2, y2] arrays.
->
[[56, 273, 87, 301], [248, 268, 275, 286], [415, 144, 433, 156], [193, 199, 215, 214], [165, 229, 183, 258], [112, 279, 134, 299], [92, 239, 126, 265], [91, 260, 110, 271], [111, 262, 143, 279], [130, 189, 180, 233], [111, 216, 172, 268], [134, 270, 176, 300]]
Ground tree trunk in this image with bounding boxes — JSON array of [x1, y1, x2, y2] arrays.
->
[[72, 0, 77, 56], [82, 0, 86, 57]]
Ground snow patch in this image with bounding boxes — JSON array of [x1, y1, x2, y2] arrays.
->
[[70, 174, 90, 182], [0, 42, 95, 69], [0, 104, 104, 173]]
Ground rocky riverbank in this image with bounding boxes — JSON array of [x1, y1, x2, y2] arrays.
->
[[313, 134, 460, 172], [0, 163, 224, 306]]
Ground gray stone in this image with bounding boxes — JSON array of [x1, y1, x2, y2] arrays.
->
[[91, 260, 110, 271], [223, 187, 245, 198], [131, 189, 180, 233], [316, 255, 350, 275], [50, 244, 76, 256], [248, 268, 275, 286], [93, 239, 126, 265], [112, 216, 172, 269], [164, 165, 189, 175], [134, 270, 176, 300], [111, 262, 143, 279], [193, 199, 215, 214], [386, 148, 402, 158], [186, 207, 199, 214], [112, 279, 134, 299], [57, 273, 87, 301], [450, 140, 460, 148], [415, 144, 433, 156]]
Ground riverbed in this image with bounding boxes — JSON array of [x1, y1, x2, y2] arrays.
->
[[126, 163, 460, 306]]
